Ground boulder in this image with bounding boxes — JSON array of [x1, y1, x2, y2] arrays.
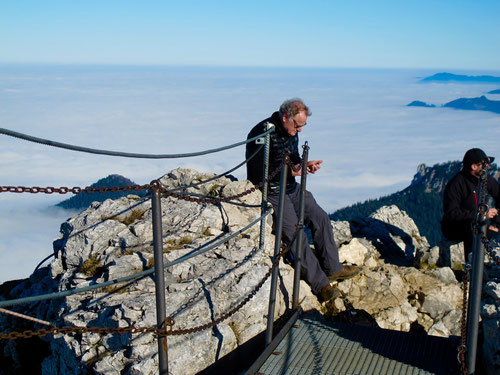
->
[[331, 220, 352, 247], [416, 240, 464, 270], [350, 205, 429, 264]]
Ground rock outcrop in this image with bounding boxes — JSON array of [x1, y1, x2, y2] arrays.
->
[[332, 206, 462, 336], [1, 168, 498, 374], [1, 168, 319, 375], [482, 251, 500, 374]]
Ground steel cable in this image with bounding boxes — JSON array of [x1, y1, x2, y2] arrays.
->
[[0, 127, 274, 158], [0, 207, 272, 308], [168, 143, 264, 192]]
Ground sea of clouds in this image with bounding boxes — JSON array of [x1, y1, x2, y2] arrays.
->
[[1, 65, 499, 282]]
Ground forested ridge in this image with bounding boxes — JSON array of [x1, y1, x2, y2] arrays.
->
[[331, 161, 500, 246]]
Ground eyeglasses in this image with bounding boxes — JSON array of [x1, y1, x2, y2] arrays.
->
[[292, 118, 306, 129]]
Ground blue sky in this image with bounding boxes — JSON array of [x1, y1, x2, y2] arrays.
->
[[1, 0, 500, 69], [1, 2, 500, 283]]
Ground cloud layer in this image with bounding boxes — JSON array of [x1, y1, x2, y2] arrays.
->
[[1, 66, 499, 282]]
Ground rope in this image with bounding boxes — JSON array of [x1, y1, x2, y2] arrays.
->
[[0, 127, 274, 159], [0, 207, 273, 308], [168, 143, 264, 192], [0, 308, 53, 327]]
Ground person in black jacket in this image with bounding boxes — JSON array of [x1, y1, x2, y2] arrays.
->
[[246, 98, 359, 303], [441, 148, 500, 258]]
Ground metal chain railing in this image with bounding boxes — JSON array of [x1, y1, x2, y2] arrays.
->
[[0, 155, 290, 205], [471, 168, 500, 266], [478, 231, 500, 266], [0, 224, 303, 341], [458, 263, 471, 375], [0, 184, 150, 195], [0, 324, 169, 340], [462, 162, 499, 374]]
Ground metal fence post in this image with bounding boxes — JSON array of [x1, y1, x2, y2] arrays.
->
[[151, 186, 169, 375], [259, 122, 274, 250], [265, 160, 288, 346], [465, 169, 490, 374], [292, 142, 309, 310]]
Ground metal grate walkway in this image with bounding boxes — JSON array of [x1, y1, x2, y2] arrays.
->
[[253, 311, 459, 375]]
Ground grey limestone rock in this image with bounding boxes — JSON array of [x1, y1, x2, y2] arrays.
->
[[2, 168, 320, 375], [416, 240, 464, 270], [331, 220, 352, 247], [350, 205, 429, 263]]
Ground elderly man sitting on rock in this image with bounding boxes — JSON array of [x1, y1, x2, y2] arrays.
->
[[246, 98, 359, 303]]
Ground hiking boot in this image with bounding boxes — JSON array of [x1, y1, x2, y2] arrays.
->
[[328, 265, 360, 282], [317, 284, 341, 303]]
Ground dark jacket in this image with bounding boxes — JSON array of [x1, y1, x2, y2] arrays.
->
[[442, 169, 500, 229], [246, 111, 301, 195]]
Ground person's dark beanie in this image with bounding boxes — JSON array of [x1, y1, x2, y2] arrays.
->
[[463, 148, 495, 167]]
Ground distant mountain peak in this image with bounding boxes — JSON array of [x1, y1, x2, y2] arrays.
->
[[408, 96, 500, 115], [409, 161, 461, 194], [421, 72, 500, 83], [56, 174, 147, 210], [444, 96, 500, 114], [408, 100, 436, 108]]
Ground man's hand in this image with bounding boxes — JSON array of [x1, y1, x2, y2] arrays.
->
[[291, 160, 323, 176], [487, 208, 499, 232], [487, 207, 498, 219], [307, 160, 323, 174]]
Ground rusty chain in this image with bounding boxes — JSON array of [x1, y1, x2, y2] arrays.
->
[[478, 232, 500, 266], [0, 223, 303, 341], [457, 263, 471, 375], [0, 184, 152, 195], [0, 325, 167, 340], [471, 167, 500, 266], [0, 155, 290, 206]]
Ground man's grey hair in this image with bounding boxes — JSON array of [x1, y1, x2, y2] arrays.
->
[[279, 98, 312, 118]]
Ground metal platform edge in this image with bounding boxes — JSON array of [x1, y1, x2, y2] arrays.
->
[[245, 307, 303, 375]]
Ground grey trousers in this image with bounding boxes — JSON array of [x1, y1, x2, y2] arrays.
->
[[268, 184, 342, 294]]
